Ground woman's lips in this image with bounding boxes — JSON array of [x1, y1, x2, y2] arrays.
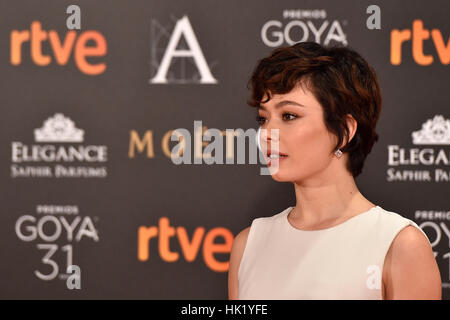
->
[[266, 154, 288, 166], [267, 151, 287, 157]]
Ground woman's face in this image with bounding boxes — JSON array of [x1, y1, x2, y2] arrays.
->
[[257, 83, 339, 182]]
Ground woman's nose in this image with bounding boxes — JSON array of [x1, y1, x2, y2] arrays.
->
[[257, 126, 279, 153], [260, 126, 279, 142]]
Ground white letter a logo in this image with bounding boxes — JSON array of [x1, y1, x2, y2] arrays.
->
[[150, 15, 218, 84]]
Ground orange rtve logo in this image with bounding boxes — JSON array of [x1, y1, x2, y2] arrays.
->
[[138, 217, 234, 272], [10, 21, 107, 75], [391, 19, 449, 66]]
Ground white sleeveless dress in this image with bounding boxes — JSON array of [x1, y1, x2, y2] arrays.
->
[[238, 205, 430, 300]]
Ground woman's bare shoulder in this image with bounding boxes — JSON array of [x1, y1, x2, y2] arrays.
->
[[383, 225, 442, 299], [231, 226, 251, 255], [228, 226, 251, 299]]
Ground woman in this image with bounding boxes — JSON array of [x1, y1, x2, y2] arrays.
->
[[228, 42, 441, 300]]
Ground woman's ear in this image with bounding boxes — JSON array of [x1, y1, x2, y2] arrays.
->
[[345, 114, 358, 145]]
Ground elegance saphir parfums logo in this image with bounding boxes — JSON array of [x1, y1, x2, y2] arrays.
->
[[11, 113, 108, 178], [387, 115, 450, 182]]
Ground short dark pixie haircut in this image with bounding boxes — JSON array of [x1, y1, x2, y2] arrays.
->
[[248, 41, 382, 178]]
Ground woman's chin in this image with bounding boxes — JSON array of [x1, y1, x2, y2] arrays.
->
[[270, 171, 290, 182]]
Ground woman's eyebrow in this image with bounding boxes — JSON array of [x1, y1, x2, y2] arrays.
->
[[258, 100, 307, 111]]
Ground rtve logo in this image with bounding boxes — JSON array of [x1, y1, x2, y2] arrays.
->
[[391, 19, 449, 65], [10, 21, 107, 75], [138, 217, 234, 272]]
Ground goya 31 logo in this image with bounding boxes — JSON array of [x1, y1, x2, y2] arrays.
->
[[15, 205, 99, 281]]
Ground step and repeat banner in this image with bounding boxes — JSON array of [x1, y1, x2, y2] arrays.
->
[[0, 0, 448, 299]]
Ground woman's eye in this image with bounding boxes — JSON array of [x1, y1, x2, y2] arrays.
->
[[256, 115, 267, 125], [256, 113, 297, 124], [282, 113, 297, 121]]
